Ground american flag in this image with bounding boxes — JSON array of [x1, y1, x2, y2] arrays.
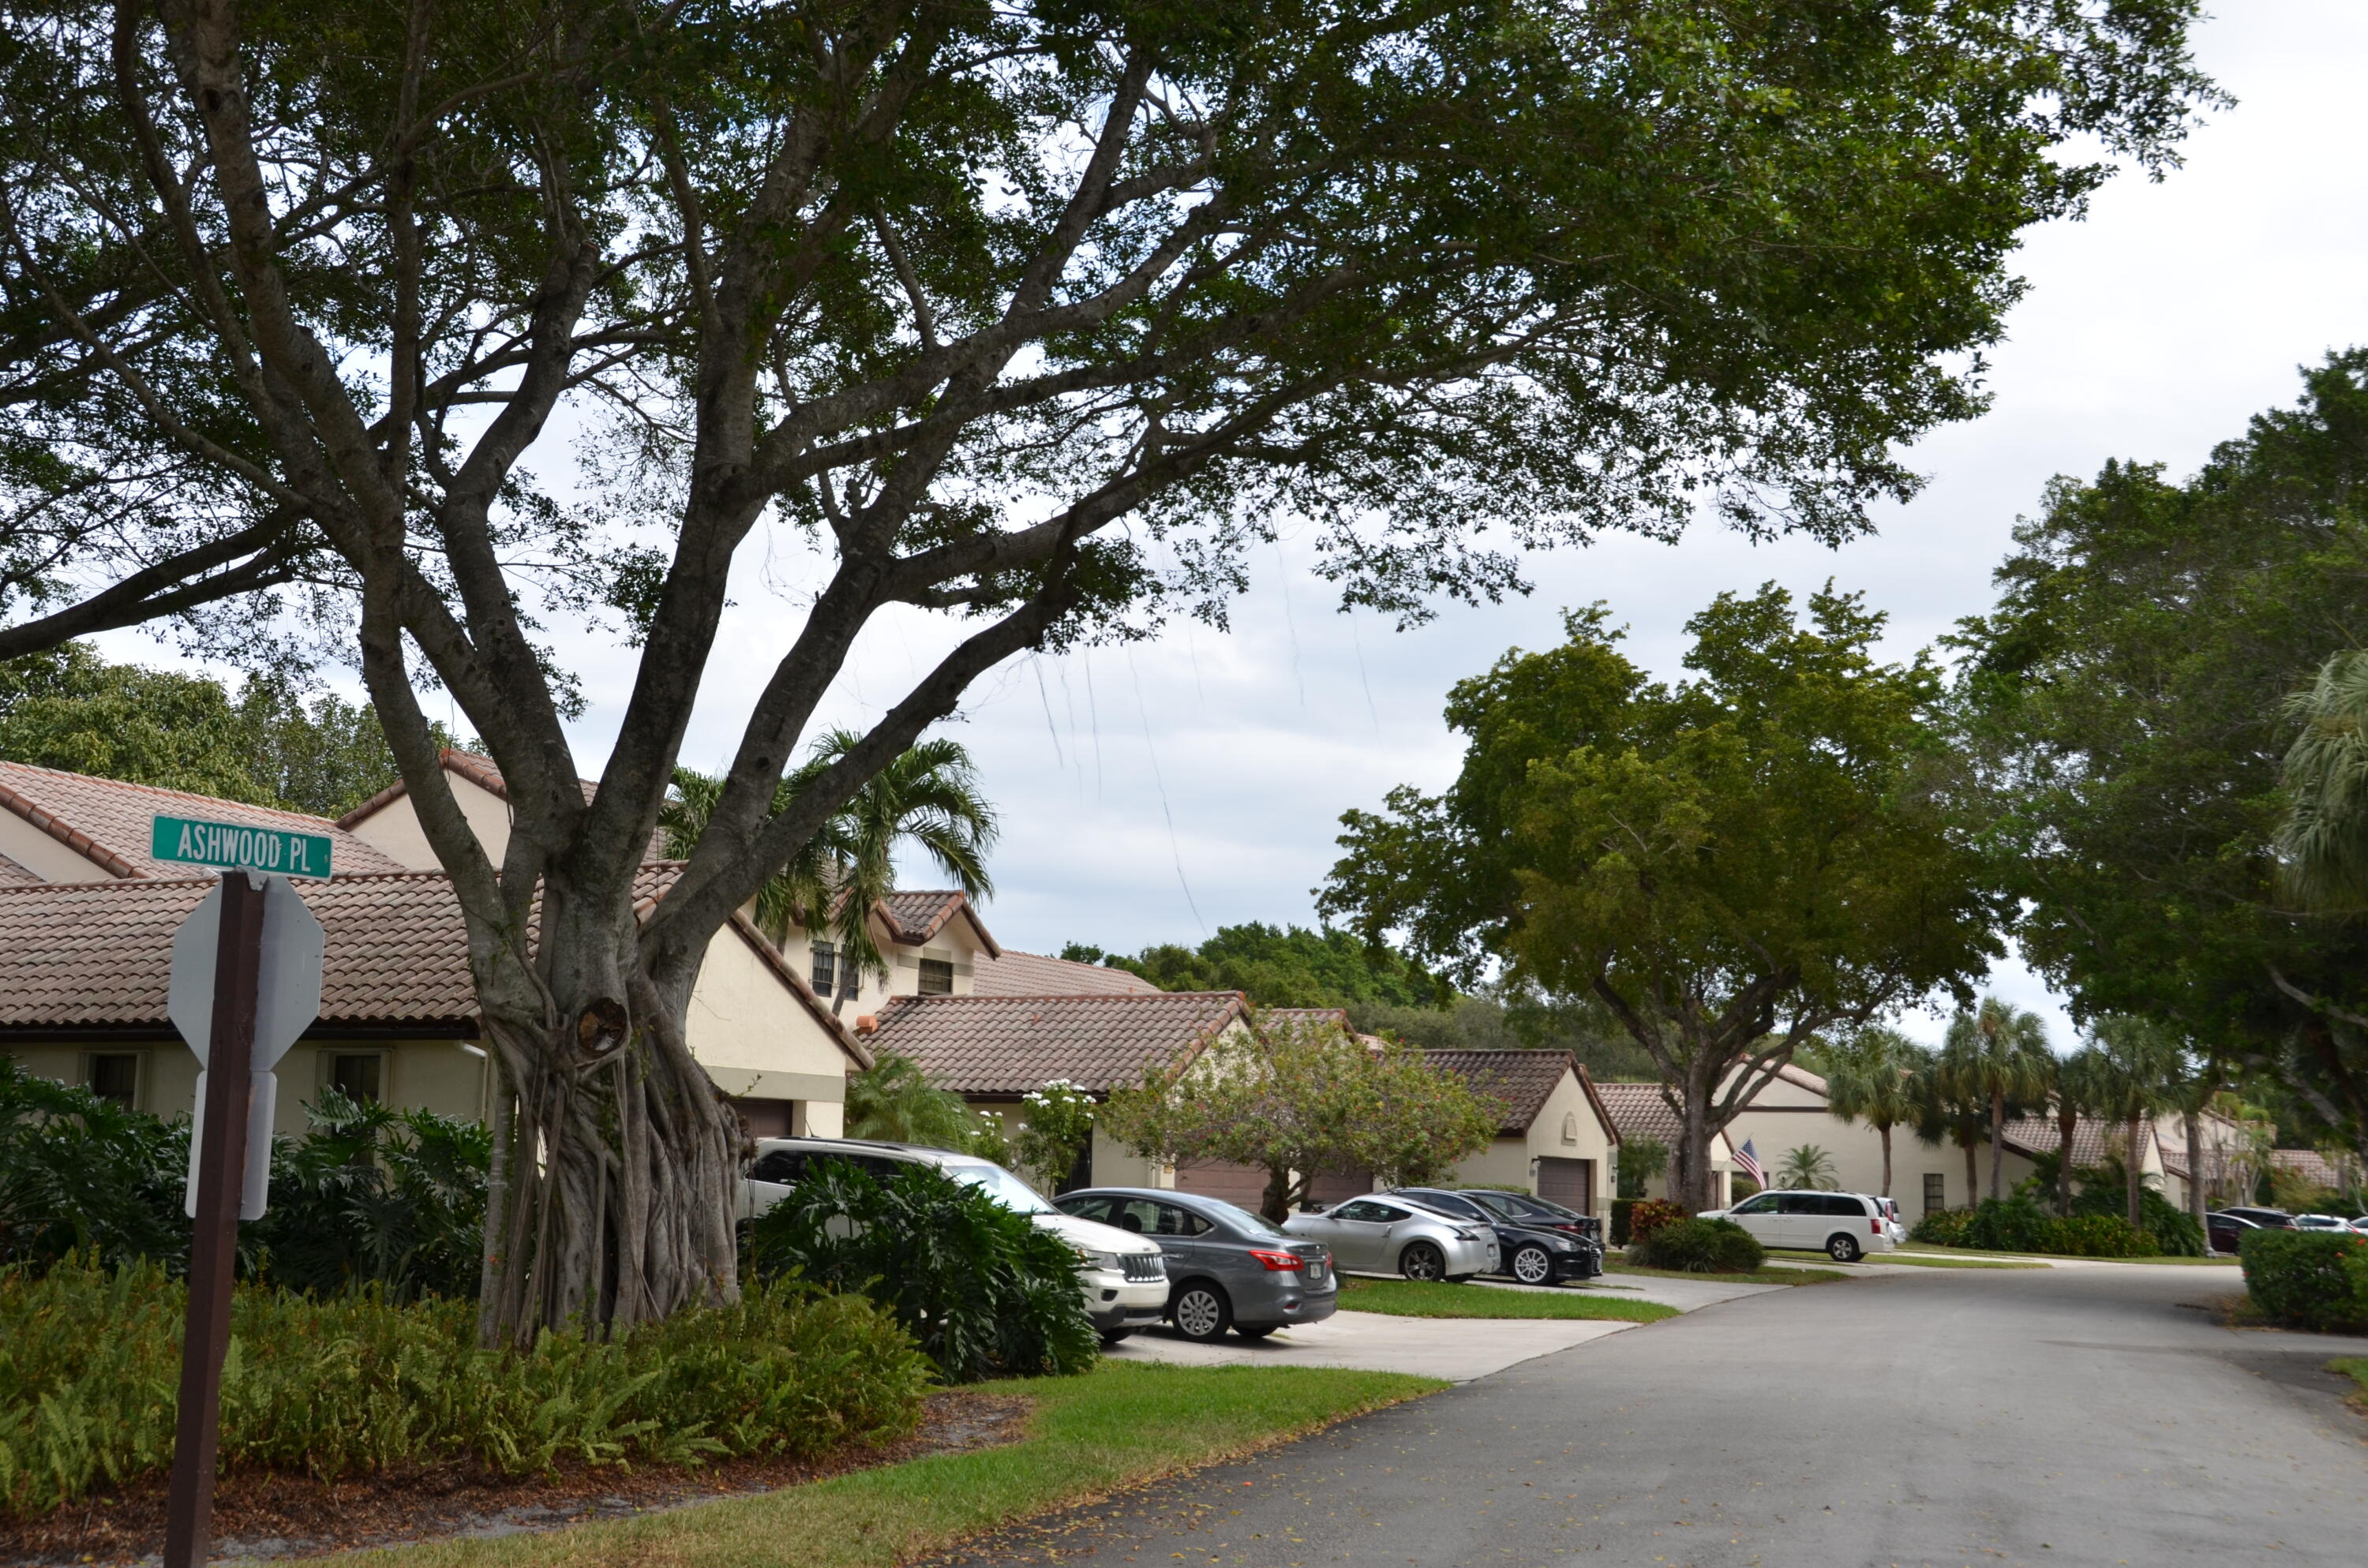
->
[[1733, 1138, 1765, 1189]]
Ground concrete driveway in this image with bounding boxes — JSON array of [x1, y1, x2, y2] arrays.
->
[[935, 1263, 2368, 1567], [1103, 1307, 1638, 1382]]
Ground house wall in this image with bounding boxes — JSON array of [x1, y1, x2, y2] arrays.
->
[[1445, 1072, 1619, 1225], [690, 926, 864, 1117], [0, 809, 112, 881], [343, 773, 517, 872], [779, 919, 987, 1015], [6, 1036, 485, 1136]]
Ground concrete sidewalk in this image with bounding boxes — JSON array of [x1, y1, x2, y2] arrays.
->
[[1103, 1308, 1636, 1382]]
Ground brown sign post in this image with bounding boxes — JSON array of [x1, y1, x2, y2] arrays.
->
[[163, 870, 266, 1568]]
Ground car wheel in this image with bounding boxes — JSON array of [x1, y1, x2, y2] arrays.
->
[[1100, 1329, 1133, 1345], [1827, 1234, 1862, 1263], [1234, 1325, 1278, 1340], [1172, 1282, 1232, 1342], [1510, 1244, 1554, 1285], [1399, 1241, 1447, 1282]]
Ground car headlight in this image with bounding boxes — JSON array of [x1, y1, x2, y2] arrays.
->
[[1073, 1248, 1129, 1272]]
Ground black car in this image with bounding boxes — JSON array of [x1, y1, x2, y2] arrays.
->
[[2206, 1207, 2293, 1255], [1388, 1187, 1604, 1285], [1462, 1187, 1604, 1244]]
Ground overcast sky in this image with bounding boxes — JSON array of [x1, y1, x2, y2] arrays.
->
[[102, 5, 2368, 1050]]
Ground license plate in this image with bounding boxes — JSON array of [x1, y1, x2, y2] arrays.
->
[[1306, 1262, 1327, 1283]]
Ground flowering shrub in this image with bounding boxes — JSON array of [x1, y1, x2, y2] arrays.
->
[[1623, 1199, 1688, 1247], [1015, 1079, 1096, 1192]]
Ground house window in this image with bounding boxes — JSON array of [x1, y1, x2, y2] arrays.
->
[[918, 957, 954, 995], [84, 1052, 141, 1110], [1923, 1172, 1946, 1214], [327, 1052, 384, 1105], [811, 941, 837, 997]]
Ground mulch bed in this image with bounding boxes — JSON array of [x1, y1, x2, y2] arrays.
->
[[0, 1391, 1031, 1566]]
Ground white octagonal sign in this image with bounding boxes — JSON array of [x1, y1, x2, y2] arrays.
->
[[167, 873, 325, 1070]]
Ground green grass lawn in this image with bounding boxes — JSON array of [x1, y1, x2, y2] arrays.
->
[[2329, 1357, 2368, 1404], [1338, 1277, 1677, 1322], [1604, 1259, 1845, 1285], [341, 1361, 1438, 1568]]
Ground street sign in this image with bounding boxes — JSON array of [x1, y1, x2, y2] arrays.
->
[[168, 874, 325, 1072], [150, 814, 334, 878], [162, 870, 324, 1568]]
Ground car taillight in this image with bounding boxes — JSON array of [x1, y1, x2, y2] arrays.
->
[[1872, 1216, 1882, 1235], [1248, 1248, 1305, 1271]]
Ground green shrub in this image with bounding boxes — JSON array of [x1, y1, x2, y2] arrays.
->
[[1629, 1217, 1764, 1274], [2039, 1212, 2152, 1258], [0, 1257, 927, 1520], [1909, 1207, 1973, 1247], [0, 1059, 189, 1274], [2061, 1163, 2204, 1256], [744, 1158, 1096, 1382], [1621, 1199, 1688, 1248], [248, 1090, 489, 1300], [2240, 1229, 2368, 1331]]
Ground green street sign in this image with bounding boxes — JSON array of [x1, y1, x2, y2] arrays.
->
[[151, 815, 335, 878]]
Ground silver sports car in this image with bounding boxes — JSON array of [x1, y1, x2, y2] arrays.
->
[[1286, 1193, 1498, 1281]]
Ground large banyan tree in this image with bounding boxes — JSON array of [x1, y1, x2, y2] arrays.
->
[[0, 0, 2212, 1336]]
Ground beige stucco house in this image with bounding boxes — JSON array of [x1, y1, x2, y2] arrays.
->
[[1591, 1081, 1740, 1209], [1426, 1050, 1620, 1226], [0, 756, 868, 1139]]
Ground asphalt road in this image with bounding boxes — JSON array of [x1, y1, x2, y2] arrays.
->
[[931, 1264, 2368, 1568]]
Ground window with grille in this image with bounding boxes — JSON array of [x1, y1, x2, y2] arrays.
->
[[84, 1053, 141, 1109], [328, 1052, 384, 1105], [918, 957, 954, 995], [1923, 1172, 1946, 1214], [811, 941, 837, 997]]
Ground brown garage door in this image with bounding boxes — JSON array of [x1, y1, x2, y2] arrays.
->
[[1537, 1157, 1594, 1214], [1172, 1160, 1270, 1209]]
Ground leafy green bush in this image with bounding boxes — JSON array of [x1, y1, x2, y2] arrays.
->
[[0, 1059, 189, 1274], [1910, 1207, 1973, 1246], [1629, 1218, 1764, 1273], [1941, 1196, 2153, 1258], [2240, 1229, 2368, 1331], [744, 1158, 1096, 1381], [2068, 1180, 2202, 1257], [1618, 1199, 1688, 1248], [0, 1257, 927, 1520], [248, 1091, 489, 1300]]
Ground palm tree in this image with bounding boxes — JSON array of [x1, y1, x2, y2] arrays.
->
[[1775, 1144, 1840, 1191], [2086, 1014, 2179, 1230], [662, 732, 996, 1010], [2276, 649, 2368, 909], [1910, 1045, 1990, 1211], [1825, 1027, 1926, 1198], [1940, 997, 2054, 1203], [2043, 1044, 2108, 1217]]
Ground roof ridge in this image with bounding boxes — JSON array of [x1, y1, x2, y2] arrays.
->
[[0, 758, 343, 827]]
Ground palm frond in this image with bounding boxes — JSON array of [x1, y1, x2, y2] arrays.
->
[[2276, 649, 2368, 909]]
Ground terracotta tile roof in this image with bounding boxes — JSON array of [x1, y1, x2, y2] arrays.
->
[[1997, 1115, 2154, 1169], [868, 889, 1001, 956], [0, 761, 408, 881], [1424, 1049, 1576, 1134], [1594, 1082, 1685, 1145], [972, 949, 1163, 997], [870, 990, 1250, 1096], [2268, 1148, 2350, 1188], [0, 863, 862, 1062]]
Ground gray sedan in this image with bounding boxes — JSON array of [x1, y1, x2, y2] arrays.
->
[[1056, 1188, 1341, 1343], [1287, 1194, 1498, 1282]]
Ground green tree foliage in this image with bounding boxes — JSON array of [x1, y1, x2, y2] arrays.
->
[[1323, 587, 2001, 1210], [1071, 924, 1449, 1010], [0, 0, 2216, 1332], [1774, 1144, 1841, 1191], [1823, 1027, 1929, 1199], [744, 1160, 1096, 1381], [251, 1091, 491, 1301], [1616, 1136, 1671, 1200], [664, 732, 995, 1001], [843, 1053, 983, 1150], [0, 643, 451, 815], [0, 1057, 189, 1273], [1013, 1080, 1097, 1195], [1949, 354, 2368, 1173], [1939, 997, 2054, 1203], [1101, 1011, 1502, 1222]]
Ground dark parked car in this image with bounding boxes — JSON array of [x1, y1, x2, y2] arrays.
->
[[1388, 1187, 1604, 1285], [1459, 1188, 1604, 1244], [2206, 1207, 2295, 1255], [1056, 1188, 1339, 1343]]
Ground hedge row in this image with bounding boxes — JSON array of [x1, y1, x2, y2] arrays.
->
[[1909, 1198, 2155, 1257]]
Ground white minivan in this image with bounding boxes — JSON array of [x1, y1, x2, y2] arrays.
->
[[1699, 1189, 1897, 1262], [740, 1136, 1171, 1339]]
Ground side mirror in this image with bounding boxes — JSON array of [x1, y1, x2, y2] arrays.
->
[[1302, 1201, 1330, 1214]]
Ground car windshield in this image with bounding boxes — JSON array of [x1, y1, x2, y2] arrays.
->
[[945, 1162, 1055, 1214], [1197, 1198, 1292, 1238], [1480, 1191, 1576, 1222]]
